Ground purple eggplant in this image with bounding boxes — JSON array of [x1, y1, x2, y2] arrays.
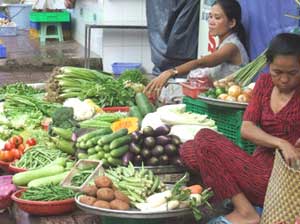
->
[[129, 142, 142, 155], [142, 126, 155, 137], [169, 134, 182, 146], [164, 144, 178, 156], [122, 152, 134, 166], [143, 136, 156, 149], [170, 156, 184, 167], [151, 145, 164, 157], [158, 154, 169, 165], [146, 157, 159, 166], [131, 131, 143, 143], [155, 135, 170, 146], [154, 125, 171, 136], [134, 154, 143, 166]]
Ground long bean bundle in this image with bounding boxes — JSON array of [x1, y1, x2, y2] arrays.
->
[[21, 184, 75, 201], [14, 145, 67, 169]]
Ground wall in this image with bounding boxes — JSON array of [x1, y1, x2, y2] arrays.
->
[[71, 0, 153, 73], [70, 0, 103, 59]]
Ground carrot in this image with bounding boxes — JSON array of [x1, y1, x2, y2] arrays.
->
[[184, 185, 203, 194]]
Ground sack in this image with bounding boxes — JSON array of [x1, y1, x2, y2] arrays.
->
[[261, 150, 300, 224]]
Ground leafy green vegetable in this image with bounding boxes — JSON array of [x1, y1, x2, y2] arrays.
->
[[0, 82, 43, 101], [50, 107, 77, 129], [118, 69, 149, 85]]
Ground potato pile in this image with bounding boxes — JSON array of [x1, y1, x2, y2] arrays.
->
[[79, 175, 130, 210]]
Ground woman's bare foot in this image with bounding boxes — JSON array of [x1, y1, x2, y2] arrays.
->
[[225, 210, 260, 224]]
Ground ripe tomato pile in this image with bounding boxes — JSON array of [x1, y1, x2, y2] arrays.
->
[[0, 136, 37, 162]]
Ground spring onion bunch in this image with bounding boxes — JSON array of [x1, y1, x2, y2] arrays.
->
[[224, 50, 267, 87]]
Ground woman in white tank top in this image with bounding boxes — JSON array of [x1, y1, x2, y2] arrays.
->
[[145, 0, 249, 99]]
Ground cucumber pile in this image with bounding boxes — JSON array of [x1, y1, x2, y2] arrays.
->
[[128, 125, 183, 167], [76, 128, 131, 167]]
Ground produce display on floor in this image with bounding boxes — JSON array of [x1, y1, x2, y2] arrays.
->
[[0, 66, 226, 223]]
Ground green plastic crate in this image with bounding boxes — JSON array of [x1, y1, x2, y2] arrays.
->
[[183, 96, 256, 154], [30, 11, 70, 22]]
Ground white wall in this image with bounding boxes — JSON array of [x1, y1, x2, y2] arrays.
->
[[71, 0, 153, 73], [71, 0, 103, 58]]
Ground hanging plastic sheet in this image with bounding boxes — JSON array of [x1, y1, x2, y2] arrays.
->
[[239, 0, 298, 61], [146, 0, 200, 76]]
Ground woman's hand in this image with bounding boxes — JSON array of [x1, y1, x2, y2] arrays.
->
[[278, 140, 300, 166], [144, 70, 173, 98]]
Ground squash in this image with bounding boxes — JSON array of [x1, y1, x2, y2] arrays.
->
[[111, 117, 139, 134]]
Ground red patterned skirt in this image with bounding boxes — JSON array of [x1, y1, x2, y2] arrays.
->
[[179, 129, 274, 206]]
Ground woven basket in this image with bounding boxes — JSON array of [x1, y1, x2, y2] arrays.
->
[[261, 150, 300, 224]]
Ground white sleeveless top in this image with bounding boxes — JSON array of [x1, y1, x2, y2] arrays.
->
[[208, 33, 249, 80]]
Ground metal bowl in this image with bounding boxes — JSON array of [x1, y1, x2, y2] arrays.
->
[[75, 194, 193, 219]]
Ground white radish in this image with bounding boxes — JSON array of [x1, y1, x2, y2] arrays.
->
[[178, 200, 189, 209], [148, 200, 180, 212], [146, 190, 172, 208]]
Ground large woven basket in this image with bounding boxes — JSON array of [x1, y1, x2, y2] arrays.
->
[[261, 150, 300, 224]]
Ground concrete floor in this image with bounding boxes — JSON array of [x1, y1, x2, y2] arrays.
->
[[0, 29, 101, 85]]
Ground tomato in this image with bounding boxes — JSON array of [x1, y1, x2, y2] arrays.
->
[[4, 142, 15, 151], [26, 138, 37, 146], [18, 144, 26, 153], [9, 136, 18, 146], [0, 151, 5, 161], [3, 150, 14, 162], [15, 136, 23, 145], [11, 149, 21, 160]]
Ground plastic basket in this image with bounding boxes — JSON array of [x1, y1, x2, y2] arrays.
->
[[183, 96, 256, 154], [103, 106, 129, 113], [111, 62, 141, 75], [180, 82, 206, 99], [0, 26, 17, 36], [11, 190, 76, 216], [0, 45, 6, 58], [30, 11, 70, 22]]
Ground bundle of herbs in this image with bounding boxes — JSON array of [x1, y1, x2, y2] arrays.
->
[[0, 82, 43, 101]]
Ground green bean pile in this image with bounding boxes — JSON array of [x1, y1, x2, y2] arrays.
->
[[71, 168, 94, 187], [21, 184, 75, 201], [15, 145, 67, 169]]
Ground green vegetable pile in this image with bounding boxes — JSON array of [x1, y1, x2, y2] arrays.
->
[[70, 167, 94, 187], [21, 184, 75, 201], [45, 66, 144, 107], [14, 145, 67, 169], [0, 82, 43, 101]]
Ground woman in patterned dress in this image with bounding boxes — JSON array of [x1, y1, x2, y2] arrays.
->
[[179, 33, 300, 224]]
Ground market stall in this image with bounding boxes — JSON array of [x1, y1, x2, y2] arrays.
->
[[0, 67, 218, 224]]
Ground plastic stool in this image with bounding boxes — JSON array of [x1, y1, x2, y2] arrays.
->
[[39, 22, 64, 44]]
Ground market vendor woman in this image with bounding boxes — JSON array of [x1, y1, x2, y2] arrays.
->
[[179, 33, 300, 224], [144, 0, 249, 98]]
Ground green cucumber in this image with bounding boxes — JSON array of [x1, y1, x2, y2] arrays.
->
[[135, 93, 154, 116], [97, 151, 105, 159], [88, 154, 100, 160], [77, 153, 89, 159], [13, 165, 65, 186], [52, 137, 75, 155], [28, 171, 69, 187], [51, 127, 73, 140], [129, 105, 143, 122], [107, 157, 123, 167], [109, 135, 132, 149], [77, 128, 112, 142], [98, 128, 128, 145], [103, 144, 110, 152], [95, 145, 103, 152], [87, 147, 97, 155], [110, 145, 129, 158]]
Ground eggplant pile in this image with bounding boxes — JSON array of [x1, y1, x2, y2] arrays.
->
[[125, 125, 183, 167]]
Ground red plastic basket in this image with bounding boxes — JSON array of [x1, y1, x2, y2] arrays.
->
[[0, 160, 11, 172], [11, 190, 76, 216], [181, 82, 206, 99], [103, 106, 129, 113], [8, 163, 27, 174]]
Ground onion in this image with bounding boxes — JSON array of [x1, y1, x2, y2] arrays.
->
[[217, 93, 228, 100], [225, 95, 237, 102], [228, 85, 242, 98], [237, 94, 250, 103]]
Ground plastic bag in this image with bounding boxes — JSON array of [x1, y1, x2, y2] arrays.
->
[[187, 68, 213, 91]]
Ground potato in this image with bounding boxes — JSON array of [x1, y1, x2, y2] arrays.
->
[[79, 195, 97, 205], [93, 200, 111, 209], [94, 176, 112, 188], [97, 188, 115, 201], [110, 199, 130, 210], [82, 185, 98, 197], [114, 190, 130, 204]]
